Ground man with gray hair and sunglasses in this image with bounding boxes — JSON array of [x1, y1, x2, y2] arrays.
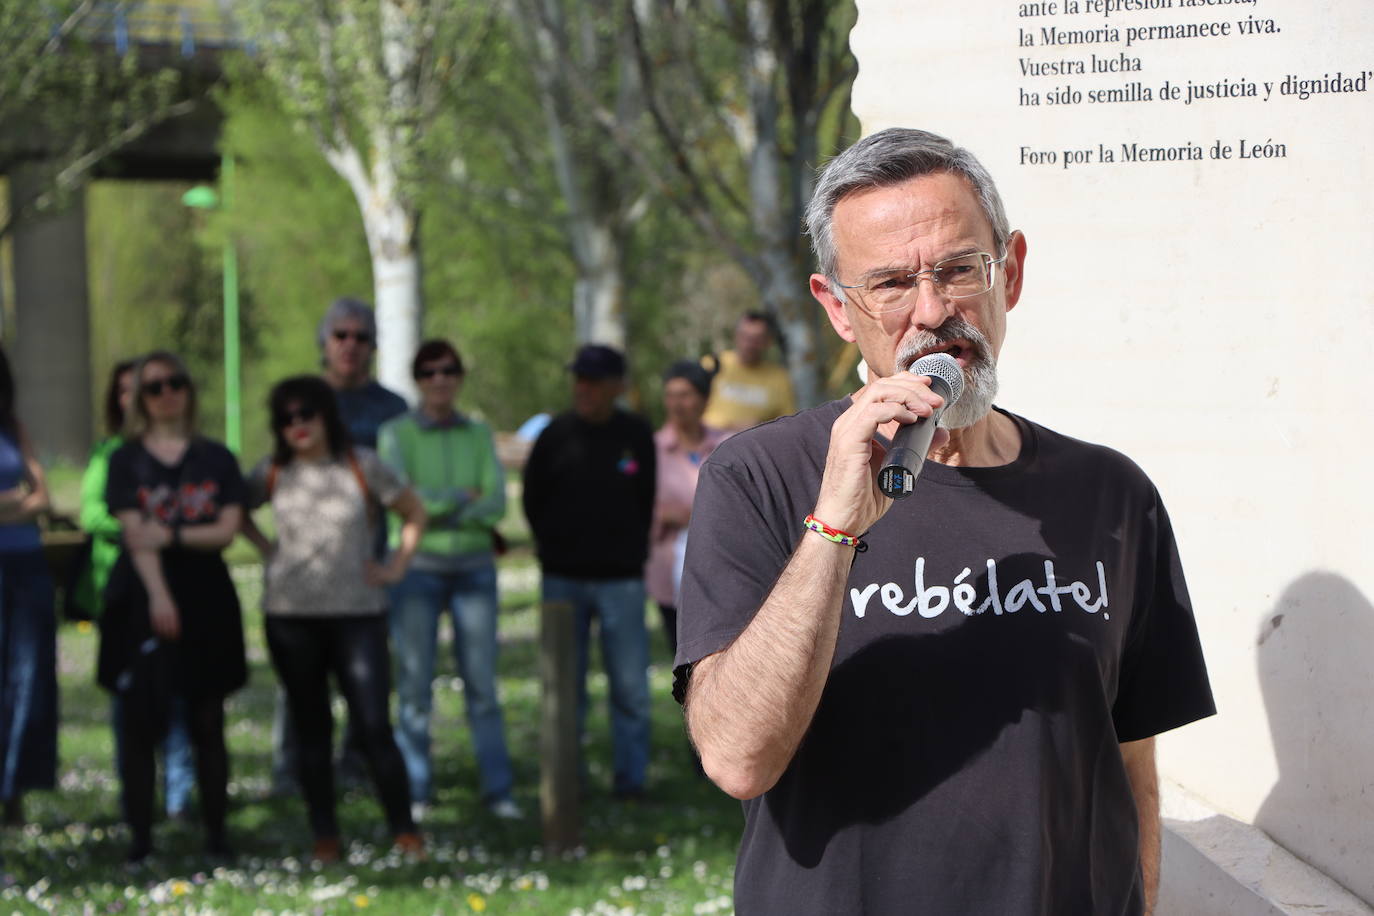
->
[[672, 128, 1214, 914]]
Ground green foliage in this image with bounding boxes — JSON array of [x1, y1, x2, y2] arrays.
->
[[0, 0, 190, 236], [214, 66, 374, 459], [231, 0, 495, 210], [74, 1, 861, 445]]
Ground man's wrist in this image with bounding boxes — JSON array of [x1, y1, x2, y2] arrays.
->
[[803, 514, 867, 552]]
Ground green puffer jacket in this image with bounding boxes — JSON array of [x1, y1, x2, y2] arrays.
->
[[75, 436, 125, 617], [377, 410, 506, 559]]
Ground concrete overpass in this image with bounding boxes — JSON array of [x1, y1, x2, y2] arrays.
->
[[2, 3, 238, 462]]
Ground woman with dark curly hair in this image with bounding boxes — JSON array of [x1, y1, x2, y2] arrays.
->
[[99, 351, 247, 863], [242, 375, 426, 862], [0, 344, 57, 828]]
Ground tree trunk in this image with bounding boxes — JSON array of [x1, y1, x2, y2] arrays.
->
[[328, 144, 423, 403], [572, 220, 626, 347], [526, 0, 631, 350], [743, 0, 821, 407], [761, 256, 821, 408], [371, 243, 422, 403]]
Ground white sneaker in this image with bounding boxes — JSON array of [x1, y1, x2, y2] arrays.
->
[[410, 802, 431, 824], [487, 798, 523, 820]]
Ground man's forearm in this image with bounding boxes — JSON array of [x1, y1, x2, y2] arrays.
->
[[1122, 736, 1160, 914], [686, 532, 854, 800]]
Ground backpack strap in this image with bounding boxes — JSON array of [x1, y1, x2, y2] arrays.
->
[[345, 449, 379, 526], [345, 449, 371, 504]]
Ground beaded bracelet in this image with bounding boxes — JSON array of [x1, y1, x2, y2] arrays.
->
[[803, 514, 868, 553]]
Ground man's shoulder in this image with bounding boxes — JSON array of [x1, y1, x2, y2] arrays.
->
[[706, 399, 845, 474], [367, 381, 409, 414], [1014, 411, 1157, 491], [340, 380, 408, 413], [612, 408, 654, 434]]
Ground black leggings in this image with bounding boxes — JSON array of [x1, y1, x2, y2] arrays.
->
[[120, 691, 228, 854], [264, 614, 414, 839]]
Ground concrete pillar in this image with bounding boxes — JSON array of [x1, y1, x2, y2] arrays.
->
[[9, 162, 93, 464]]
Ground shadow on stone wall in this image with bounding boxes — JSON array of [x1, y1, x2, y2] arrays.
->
[[1255, 571, 1374, 905]]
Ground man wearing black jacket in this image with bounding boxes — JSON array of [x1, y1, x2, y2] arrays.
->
[[523, 345, 656, 798]]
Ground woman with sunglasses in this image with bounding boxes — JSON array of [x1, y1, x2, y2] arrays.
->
[[79, 357, 195, 824], [242, 375, 426, 862], [98, 351, 247, 863], [377, 340, 519, 822], [0, 344, 57, 829]]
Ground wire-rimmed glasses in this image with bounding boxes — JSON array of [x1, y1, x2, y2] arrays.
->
[[834, 251, 1007, 314]]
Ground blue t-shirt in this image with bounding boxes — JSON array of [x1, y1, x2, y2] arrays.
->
[[333, 380, 407, 557], [0, 429, 41, 553], [334, 381, 408, 449]]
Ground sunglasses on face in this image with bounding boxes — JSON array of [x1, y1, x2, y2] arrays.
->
[[275, 405, 319, 428], [142, 374, 190, 397], [416, 365, 462, 381], [331, 329, 373, 345]]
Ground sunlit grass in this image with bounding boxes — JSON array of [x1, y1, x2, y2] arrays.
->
[[4, 547, 741, 914]]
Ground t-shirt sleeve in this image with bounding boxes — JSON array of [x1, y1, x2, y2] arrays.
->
[[358, 447, 405, 508], [672, 454, 798, 702], [244, 457, 271, 510], [212, 443, 247, 508], [521, 427, 551, 541], [104, 444, 141, 514], [1111, 490, 1216, 741], [635, 418, 657, 541]]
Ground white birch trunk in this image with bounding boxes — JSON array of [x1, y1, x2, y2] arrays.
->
[[326, 142, 422, 404], [371, 241, 422, 403]]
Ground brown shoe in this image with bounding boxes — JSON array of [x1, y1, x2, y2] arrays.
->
[[394, 831, 426, 860], [311, 836, 342, 864]]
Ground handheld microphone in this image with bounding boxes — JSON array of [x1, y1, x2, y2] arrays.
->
[[876, 352, 965, 499]]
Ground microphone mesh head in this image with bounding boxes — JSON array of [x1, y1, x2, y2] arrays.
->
[[909, 352, 965, 406]]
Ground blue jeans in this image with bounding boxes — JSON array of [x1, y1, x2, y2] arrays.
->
[[112, 694, 193, 815], [389, 565, 514, 804], [541, 574, 650, 794], [0, 552, 56, 800]]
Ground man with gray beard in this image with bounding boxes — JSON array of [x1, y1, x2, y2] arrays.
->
[[672, 128, 1214, 915]]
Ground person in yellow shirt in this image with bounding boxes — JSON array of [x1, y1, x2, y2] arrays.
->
[[702, 312, 796, 431]]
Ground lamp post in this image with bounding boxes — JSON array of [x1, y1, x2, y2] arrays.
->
[[181, 154, 241, 454]]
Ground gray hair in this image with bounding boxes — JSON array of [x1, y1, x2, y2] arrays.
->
[[316, 297, 378, 351], [804, 128, 1011, 290]]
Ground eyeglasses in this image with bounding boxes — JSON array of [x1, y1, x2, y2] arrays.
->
[[331, 329, 373, 345], [275, 405, 319, 427], [142, 374, 190, 397], [416, 365, 462, 381], [834, 251, 1007, 314]]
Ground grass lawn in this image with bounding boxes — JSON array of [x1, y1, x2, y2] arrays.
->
[[6, 485, 743, 914]]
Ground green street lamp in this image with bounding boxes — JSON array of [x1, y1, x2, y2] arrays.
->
[[181, 154, 241, 455]]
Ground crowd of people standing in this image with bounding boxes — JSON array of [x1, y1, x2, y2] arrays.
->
[[0, 296, 798, 867]]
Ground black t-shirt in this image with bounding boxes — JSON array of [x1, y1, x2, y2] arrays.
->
[[100, 437, 248, 699], [106, 437, 247, 525], [522, 409, 656, 579], [675, 401, 1215, 916]]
